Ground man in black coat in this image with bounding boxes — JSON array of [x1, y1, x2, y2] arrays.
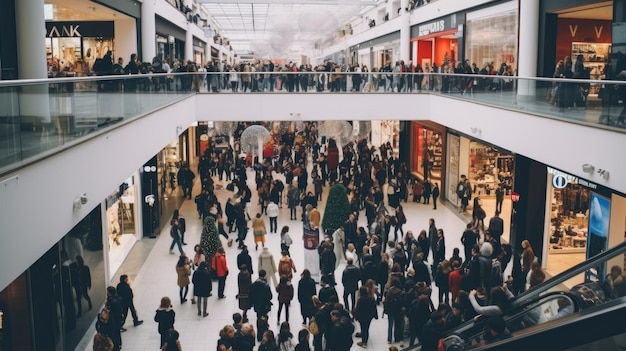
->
[[421, 311, 446, 351], [250, 270, 273, 318], [487, 211, 504, 244], [327, 309, 355, 351], [116, 275, 143, 329], [318, 275, 338, 303], [232, 323, 256, 351], [106, 286, 124, 351], [341, 258, 361, 312], [428, 218, 438, 263]]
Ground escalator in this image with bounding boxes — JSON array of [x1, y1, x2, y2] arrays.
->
[[403, 241, 626, 351]]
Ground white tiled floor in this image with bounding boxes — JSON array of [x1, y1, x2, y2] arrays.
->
[[86, 167, 472, 350]]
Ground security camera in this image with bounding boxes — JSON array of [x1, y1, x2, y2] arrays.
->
[[80, 193, 88, 205], [581, 164, 595, 173]]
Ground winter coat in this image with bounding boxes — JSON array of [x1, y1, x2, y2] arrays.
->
[[212, 252, 229, 278], [176, 263, 191, 287], [154, 308, 175, 335], [237, 271, 252, 310], [192, 266, 212, 297], [341, 264, 361, 293], [353, 295, 378, 323], [297, 276, 317, 318], [276, 281, 295, 304], [250, 278, 273, 315]]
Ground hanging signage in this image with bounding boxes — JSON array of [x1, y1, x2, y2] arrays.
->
[[418, 16, 454, 37], [511, 192, 520, 202], [46, 21, 114, 38]]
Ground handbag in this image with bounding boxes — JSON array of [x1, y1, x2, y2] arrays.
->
[[308, 317, 320, 335], [209, 256, 218, 280]]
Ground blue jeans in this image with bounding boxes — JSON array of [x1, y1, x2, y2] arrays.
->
[[169, 236, 183, 254], [387, 313, 404, 343], [359, 319, 372, 344]]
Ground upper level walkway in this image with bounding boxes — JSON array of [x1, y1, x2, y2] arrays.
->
[[1, 72, 625, 291]]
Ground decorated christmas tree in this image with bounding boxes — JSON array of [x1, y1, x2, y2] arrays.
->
[[321, 183, 351, 236]]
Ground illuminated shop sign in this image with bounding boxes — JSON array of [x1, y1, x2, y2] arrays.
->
[[547, 167, 598, 190], [418, 18, 452, 37], [46, 21, 114, 38]]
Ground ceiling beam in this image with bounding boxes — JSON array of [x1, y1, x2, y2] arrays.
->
[[198, 0, 378, 5]]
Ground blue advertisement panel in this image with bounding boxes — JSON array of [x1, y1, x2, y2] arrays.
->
[[585, 193, 610, 281]]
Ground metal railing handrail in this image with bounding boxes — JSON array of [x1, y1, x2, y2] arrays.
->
[[0, 71, 623, 87]]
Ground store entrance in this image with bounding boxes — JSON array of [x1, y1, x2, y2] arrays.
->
[[416, 32, 458, 70]]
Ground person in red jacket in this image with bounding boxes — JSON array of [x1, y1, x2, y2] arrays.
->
[[212, 247, 229, 299], [448, 260, 463, 302]]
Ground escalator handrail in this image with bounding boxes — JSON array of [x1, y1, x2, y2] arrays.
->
[[398, 242, 626, 351], [437, 241, 626, 340], [512, 241, 626, 306], [471, 295, 626, 350], [453, 291, 578, 343]]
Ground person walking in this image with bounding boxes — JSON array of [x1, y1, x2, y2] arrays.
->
[[258, 247, 278, 287], [250, 269, 273, 322], [432, 182, 440, 209], [252, 213, 268, 250], [169, 218, 184, 255], [74, 255, 93, 316], [278, 250, 297, 282], [175, 255, 191, 304], [192, 261, 212, 317], [237, 264, 252, 321], [116, 274, 143, 328], [341, 257, 361, 313], [287, 184, 300, 220], [172, 209, 187, 245], [105, 286, 124, 351], [154, 296, 175, 349], [297, 269, 317, 325], [267, 201, 279, 233], [354, 285, 378, 348], [212, 247, 229, 299], [276, 275, 295, 325], [280, 226, 294, 256]]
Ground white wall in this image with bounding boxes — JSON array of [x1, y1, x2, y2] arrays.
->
[[114, 18, 138, 63], [0, 96, 197, 291]]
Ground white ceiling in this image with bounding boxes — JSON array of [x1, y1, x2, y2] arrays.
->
[[200, 0, 380, 57], [44, 0, 132, 21], [555, 1, 612, 20]]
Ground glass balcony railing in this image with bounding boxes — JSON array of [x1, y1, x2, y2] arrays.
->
[[0, 73, 194, 175], [0, 71, 624, 176]]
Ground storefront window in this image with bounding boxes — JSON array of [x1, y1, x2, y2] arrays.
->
[[0, 207, 105, 351], [466, 3, 518, 72], [412, 124, 443, 183], [105, 177, 138, 276]]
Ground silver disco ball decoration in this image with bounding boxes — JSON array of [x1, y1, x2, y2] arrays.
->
[[240, 125, 271, 153]]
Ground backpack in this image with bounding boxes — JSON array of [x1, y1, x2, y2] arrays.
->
[[384, 290, 404, 315], [456, 182, 465, 198], [279, 259, 292, 277]]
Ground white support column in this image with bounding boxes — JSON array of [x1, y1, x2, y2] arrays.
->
[[204, 42, 211, 65], [141, 0, 156, 62], [186, 23, 194, 62], [399, 0, 410, 63], [16, 0, 50, 122], [517, 0, 540, 96]]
